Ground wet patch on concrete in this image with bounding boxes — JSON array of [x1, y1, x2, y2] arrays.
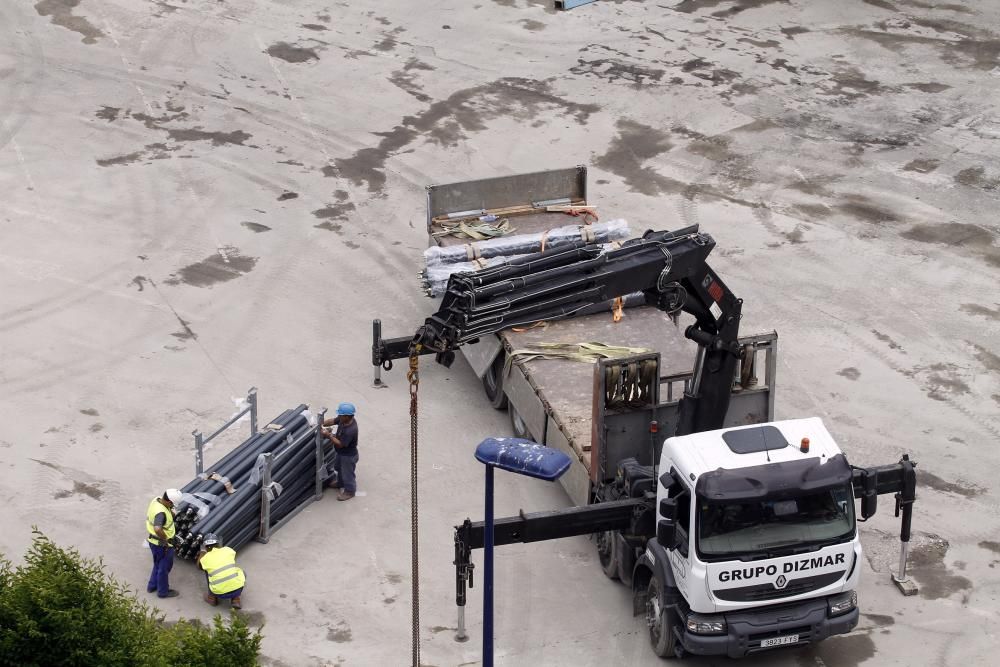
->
[[919, 469, 984, 498], [165, 247, 258, 287], [331, 78, 598, 192], [905, 82, 950, 93], [35, 0, 104, 45], [672, 0, 790, 17], [96, 151, 146, 167], [781, 26, 810, 38], [922, 362, 971, 401], [266, 42, 319, 63], [793, 632, 876, 666], [236, 610, 266, 627], [170, 317, 197, 340], [901, 222, 994, 246], [594, 119, 681, 196], [819, 66, 891, 102], [793, 203, 831, 219], [374, 27, 406, 52], [301, 23, 328, 31], [979, 541, 1000, 554], [954, 166, 1000, 190], [312, 191, 355, 227], [909, 534, 972, 600], [971, 342, 1000, 374], [960, 303, 1000, 320], [326, 621, 352, 642], [242, 222, 271, 233], [837, 196, 898, 224], [53, 480, 104, 500], [872, 329, 903, 351], [277, 191, 298, 201], [784, 225, 807, 244], [863, 0, 897, 9], [571, 45, 666, 85], [520, 19, 545, 31], [903, 158, 940, 173], [738, 37, 781, 48], [863, 613, 895, 627], [344, 240, 361, 250], [95, 106, 121, 122], [80, 408, 99, 416], [166, 128, 251, 146], [384, 572, 403, 585], [130, 276, 149, 291], [88, 423, 103, 433], [786, 174, 840, 197], [837, 367, 861, 381], [677, 57, 741, 87], [388, 58, 436, 103], [843, 23, 1000, 72]]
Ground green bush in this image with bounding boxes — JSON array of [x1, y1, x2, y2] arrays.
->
[[0, 530, 262, 666]]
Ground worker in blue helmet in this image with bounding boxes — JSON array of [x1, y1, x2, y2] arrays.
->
[[323, 402, 360, 501]]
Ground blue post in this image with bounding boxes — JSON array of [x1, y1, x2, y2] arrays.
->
[[483, 463, 495, 667]]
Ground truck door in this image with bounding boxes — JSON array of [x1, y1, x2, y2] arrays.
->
[[666, 472, 693, 599]]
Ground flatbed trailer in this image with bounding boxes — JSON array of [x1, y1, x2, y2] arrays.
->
[[374, 167, 777, 505]]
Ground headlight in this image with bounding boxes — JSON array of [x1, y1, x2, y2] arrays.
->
[[686, 614, 727, 635], [828, 590, 858, 617]]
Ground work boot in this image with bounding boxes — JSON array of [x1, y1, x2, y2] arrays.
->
[[325, 480, 342, 490], [337, 490, 355, 501], [159, 589, 180, 599], [203, 593, 218, 606], [231, 597, 242, 610]]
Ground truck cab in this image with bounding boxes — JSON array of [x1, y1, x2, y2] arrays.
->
[[639, 417, 861, 658]]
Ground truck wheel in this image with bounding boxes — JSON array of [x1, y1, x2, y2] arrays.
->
[[596, 531, 620, 580], [646, 574, 678, 659], [509, 402, 532, 440], [482, 353, 508, 410]]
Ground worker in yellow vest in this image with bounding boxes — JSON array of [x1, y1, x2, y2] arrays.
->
[[146, 488, 183, 598], [197, 533, 246, 609]]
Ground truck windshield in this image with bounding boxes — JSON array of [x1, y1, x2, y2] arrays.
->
[[697, 485, 855, 559]]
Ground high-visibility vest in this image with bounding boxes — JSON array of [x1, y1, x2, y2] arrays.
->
[[200, 547, 246, 595], [146, 498, 175, 545]]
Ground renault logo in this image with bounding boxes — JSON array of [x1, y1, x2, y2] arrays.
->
[[774, 575, 788, 589]]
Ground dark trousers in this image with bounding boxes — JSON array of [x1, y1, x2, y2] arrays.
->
[[334, 452, 359, 493], [147, 542, 174, 597]]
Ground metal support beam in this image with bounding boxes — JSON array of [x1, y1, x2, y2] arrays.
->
[[248, 387, 258, 435], [194, 430, 205, 475], [315, 408, 328, 499], [257, 453, 274, 543]]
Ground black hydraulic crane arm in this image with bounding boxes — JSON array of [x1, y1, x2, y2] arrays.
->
[[372, 225, 744, 435]]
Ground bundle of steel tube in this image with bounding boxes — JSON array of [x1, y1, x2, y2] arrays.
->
[[171, 405, 331, 559]]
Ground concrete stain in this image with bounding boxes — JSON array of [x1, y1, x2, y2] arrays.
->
[[906, 82, 950, 93], [919, 470, 983, 498], [959, 303, 1000, 320], [672, 0, 789, 17], [130, 276, 148, 291], [236, 610, 266, 627], [863, 0, 896, 9], [979, 541, 1000, 554], [80, 408, 99, 416], [165, 248, 257, 287], [784, 226, 806, 244], [385, 572, 403, 584], [32, 459, 105, 500], [901, 222, 994, 247], [903, 158, 940, 173], [794, 632, 876, 666], [781, 26, 810, 38], [265, 42, 319, 63], [388, 58, 435, 103], [95, 106, 120, 122], [908, 535, 972, 600], [315, 222, 342, 233], [312, 200, 355, 222], [301, 23, 328, 31], [170, 317, 198, 340], [241, 222, 271, 233], [738, 37, 781, 48], [872, 329, 903, 351], [96, 151, 145, 167], [837, 367, 861, 381], [845, 27, 1000, 71], [925, 371, 970, 399], [374, 27, 405, 53], [332, 78, 598, 192], [794, 204, 832, 219], [88, 423, 103, 433], [277, 191, 298, 201], [34, 0, 104, 44], [520, 19, 545, 32], [594, 119, 681, 196], [863, 613, 895, 627], [343, 240, 361, 250]]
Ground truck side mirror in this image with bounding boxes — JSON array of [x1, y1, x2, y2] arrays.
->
[[861, 492, 877, 520], [657, 498, 678, 549]]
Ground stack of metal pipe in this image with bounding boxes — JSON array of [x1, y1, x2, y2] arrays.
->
[[172, 405, 330, 559]]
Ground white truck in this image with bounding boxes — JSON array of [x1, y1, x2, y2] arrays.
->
[[372, 168, 917, 659]]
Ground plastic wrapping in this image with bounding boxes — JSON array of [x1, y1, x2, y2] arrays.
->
[[423, 219, 630, 267]]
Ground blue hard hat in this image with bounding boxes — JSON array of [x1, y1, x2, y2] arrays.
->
[[336, 402, 356, 416]]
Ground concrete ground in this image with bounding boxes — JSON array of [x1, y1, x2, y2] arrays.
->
[[1, 0, 999, 665]]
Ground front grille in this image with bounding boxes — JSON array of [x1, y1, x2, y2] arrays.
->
[[714, 571, 843, 602]]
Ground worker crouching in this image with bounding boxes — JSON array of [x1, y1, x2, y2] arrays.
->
[[197, 533, 246, 610]]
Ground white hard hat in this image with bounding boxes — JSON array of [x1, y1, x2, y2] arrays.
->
[[165, 488, 183, 505]]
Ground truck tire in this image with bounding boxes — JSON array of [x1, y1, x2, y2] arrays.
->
[[596, 531, 620, 580], [509, 402, 532, 440], [482, 353, 508, 410], [646, 574, 678, 659]]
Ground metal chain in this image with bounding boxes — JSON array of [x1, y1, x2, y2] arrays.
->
[[407, 348, 421, 667]]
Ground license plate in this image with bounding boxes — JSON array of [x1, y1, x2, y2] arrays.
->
[[761, 634, 799, 648]]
